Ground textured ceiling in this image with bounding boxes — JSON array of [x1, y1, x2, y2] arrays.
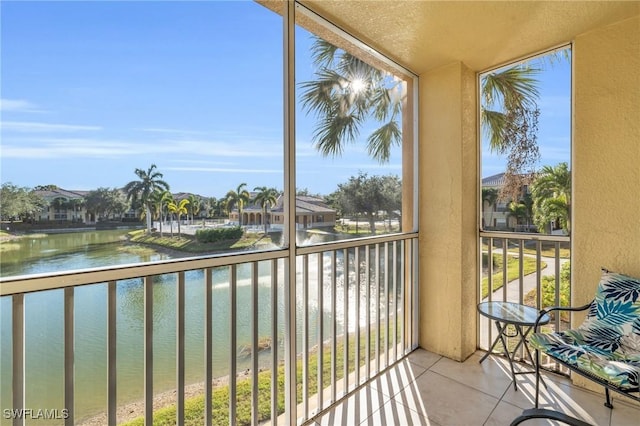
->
[[299, 1, 640, 74]]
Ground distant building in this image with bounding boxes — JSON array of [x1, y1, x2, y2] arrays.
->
[[481, 173, 534, 231], [229, 195, 337, 230], [32, 188, 88, 222]]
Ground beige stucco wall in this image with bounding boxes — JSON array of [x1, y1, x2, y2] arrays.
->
[[572, 15, 640, 312], [419, 62, 478, 361]]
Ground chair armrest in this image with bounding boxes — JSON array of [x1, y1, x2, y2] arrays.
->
[[534, 302, 592, 331], [511, 408, 594, 426]]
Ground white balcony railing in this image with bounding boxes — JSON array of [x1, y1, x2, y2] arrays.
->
[[0, 233, 418, 426]]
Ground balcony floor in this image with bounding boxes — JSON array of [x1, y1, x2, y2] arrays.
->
[[308, 349, 640, 425]]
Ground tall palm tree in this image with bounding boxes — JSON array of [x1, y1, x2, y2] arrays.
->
[[301, 37, 540, 165], [167, 198, 189, 237], [253, 186, 279, 234], [123, 164, 170, 233], [150, 189, 173, 237], [225, 183, 250, 227], [531, 162, 571, 233], [187, 194, 201, 225]]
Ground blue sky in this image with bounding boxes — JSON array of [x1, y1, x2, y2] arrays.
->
[[1, 1, 569, 198]]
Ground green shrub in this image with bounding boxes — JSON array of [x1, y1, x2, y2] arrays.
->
[[535, 261, 571, 322], [195, 227, 243, 243]]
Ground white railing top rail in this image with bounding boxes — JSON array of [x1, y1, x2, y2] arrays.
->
[[297, 232, 418, 256], [0, 232, 418, 296], [479, 230, 570, 243]]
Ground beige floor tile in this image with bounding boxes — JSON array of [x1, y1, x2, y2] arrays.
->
[[362, 398, 439, 426], [406, 348, 442, 370], [314, 386, 390, 426], [428, 351, 514, 399], [485, 400, 532, 426], [368, 358, 427, 398], [396, 370, 499, 426], [610, 398, 640, 426]]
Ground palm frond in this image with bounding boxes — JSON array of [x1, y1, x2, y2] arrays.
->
[[310, 37, 339, 68], [482, 66, 540, 109], [313, 113, 363, 158], [366, 121, 401, 163]]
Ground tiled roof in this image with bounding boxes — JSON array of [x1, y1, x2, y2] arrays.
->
[[481, 173, 505, 187]]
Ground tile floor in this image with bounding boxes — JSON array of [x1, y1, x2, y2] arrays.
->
[[308, 349, 640, 425]]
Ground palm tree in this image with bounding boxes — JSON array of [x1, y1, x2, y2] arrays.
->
[[187, 194, 201, 225], [507, 201, 529, 231], [150, 189, 173, 237], [531, 162, 571, 233], [481, 66, 540, 152], [123, 164, 170, 233], [253, 186, 279, 234], [301, 37, 541, 165], [299, 37, 404, 164], [481, 188, 499, 228], [167, 198, 189, 237], [225, 183, 250, 227]]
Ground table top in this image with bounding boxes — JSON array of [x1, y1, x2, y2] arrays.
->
[[477, 301, 550, 326]]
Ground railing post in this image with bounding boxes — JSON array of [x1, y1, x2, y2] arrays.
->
[[12, 294, 24, 426], [107, 281, 117, 426], [144, 276, 153, 426], [64, 287, 74, 426], [176, 272, 185, 426]]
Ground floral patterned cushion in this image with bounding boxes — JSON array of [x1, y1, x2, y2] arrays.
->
[[529, 270, 640, 391]]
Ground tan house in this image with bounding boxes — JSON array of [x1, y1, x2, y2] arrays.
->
[[32, 188, 88, 223], [229, 195, 337, 230]]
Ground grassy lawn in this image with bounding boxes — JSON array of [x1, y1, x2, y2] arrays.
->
[[481, 254, 546, 299], [122, 321, 401, 425], [128, 230, 274, 254]]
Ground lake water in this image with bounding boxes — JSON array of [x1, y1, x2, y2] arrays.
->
[[0, 230, 339, 424]]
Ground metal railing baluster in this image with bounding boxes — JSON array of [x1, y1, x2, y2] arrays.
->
[[144, 277, 153, 426], [251, 262, 259, 426], [354, 247, 360, 385], [302, 255, 309, 419], [107, 281, 117, 426], [229, 265, 237, 426], [64, 287, 74, 426], [12, 294, 24, 426], [317, 252, 324, 412], [204, 269, 213, 426], [342, 248, 349, 395], [176, 272, 185, 426], [331, 250, 337, 403], [270, 259, 278, 424]]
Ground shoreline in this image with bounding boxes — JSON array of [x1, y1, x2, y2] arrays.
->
[[77, 370, 252, 426]]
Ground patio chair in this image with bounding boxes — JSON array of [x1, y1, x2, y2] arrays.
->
[[515, 268, 640, 425]]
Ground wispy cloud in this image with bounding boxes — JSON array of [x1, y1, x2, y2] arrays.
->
[[1, 139, 134, 158], [166, 166, 281, 174], [0, 99, 46, 113], [0, 136, 285, 160], [326, 163, 402, 171], [1, 121, 102, 132], [137, 127, 207, 135]]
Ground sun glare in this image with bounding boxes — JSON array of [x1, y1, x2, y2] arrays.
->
[[350, 78, 367, 93]]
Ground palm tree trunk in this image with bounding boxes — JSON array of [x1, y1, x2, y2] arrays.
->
[[145, 206, 152, 233]]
